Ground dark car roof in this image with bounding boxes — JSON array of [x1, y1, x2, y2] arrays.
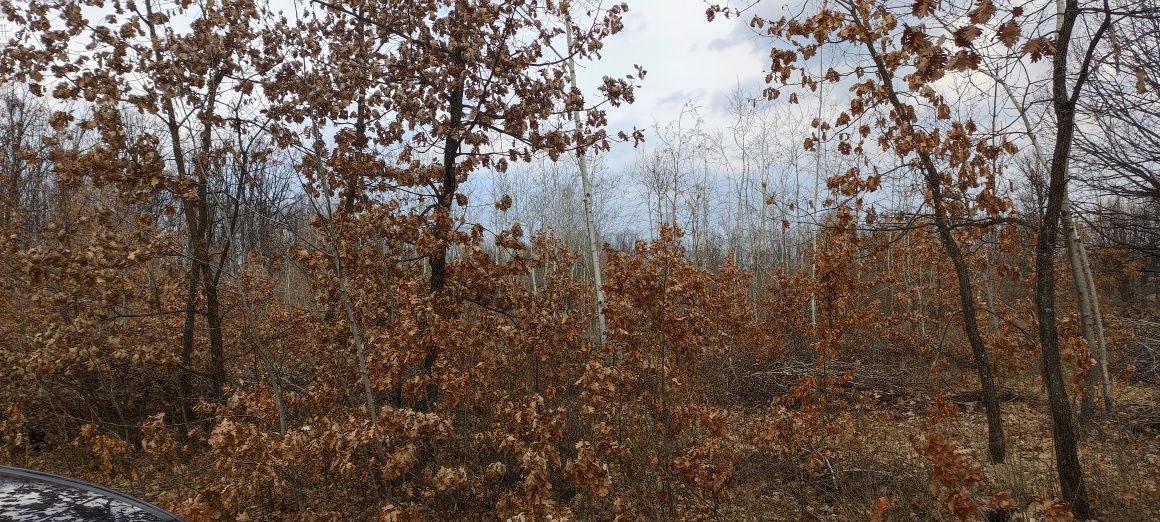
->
[[0, 466, 180, 521]]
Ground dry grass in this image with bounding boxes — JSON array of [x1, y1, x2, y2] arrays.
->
[[715, 365, 1160, 521]]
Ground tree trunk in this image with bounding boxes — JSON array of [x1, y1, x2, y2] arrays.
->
[[1063, 201, 1101, 428], [178, 256, 200, 432], [1034, 215, 1089, 518], [983, 232, 1001, 333], [201, 261, 227, 398], [421, 73, 464, 413], [566, 24, 609, 350], [309, 130, 390, 495], [1078, 233, 1112, 412], [931, 189, 1007, 464], [334, 250, 378, 427], [1030, 0, 1110, 514], [193, 70, 228, 400], [990, 40, 1114, 422], [845, 5, 1006, 463]]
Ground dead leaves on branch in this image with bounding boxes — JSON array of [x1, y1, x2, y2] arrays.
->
[[706, 0, 1037, 221]]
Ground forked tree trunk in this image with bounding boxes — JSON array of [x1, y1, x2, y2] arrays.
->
[[1029, 0, 1109, 515], [145, 0, 230, 408], [995, 73, 1113, 425]]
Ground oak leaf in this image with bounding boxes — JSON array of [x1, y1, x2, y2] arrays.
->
[[968, 0, 997, 24], [953, 25, 981, 47], [912, 0, 936, 17], [996, 21, 1021, 48]]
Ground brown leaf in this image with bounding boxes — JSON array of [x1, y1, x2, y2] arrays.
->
[[496, 194, 513, 211], [947, 50, 981, 71], [969, 0, 997, 24], [996, 20, 1021, 48], [912, 0, 936, 17], [953, 25, 981, 47], [1022, 37, 1054, 62]]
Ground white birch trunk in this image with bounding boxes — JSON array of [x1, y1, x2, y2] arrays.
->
[[566, 24, 608, 346], [991, 74, 1113, 412]]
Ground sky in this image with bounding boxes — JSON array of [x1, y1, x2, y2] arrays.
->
[[4, 0, 846, 235], [571, 0, 774, 166], [45, 0, 786, 160], [547, 0, 856, 235]]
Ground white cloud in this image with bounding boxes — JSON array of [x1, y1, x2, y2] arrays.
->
[[574, 0, 771, 138]]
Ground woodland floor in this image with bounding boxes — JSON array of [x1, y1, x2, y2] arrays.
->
[[10, 371, 1159, 521], [721, 375, 1160, 521]]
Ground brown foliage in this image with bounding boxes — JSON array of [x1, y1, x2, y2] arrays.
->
[[0, 0, 1156, 520]]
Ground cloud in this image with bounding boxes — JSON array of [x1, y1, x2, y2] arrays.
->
[[707, 75, 769, 115], [575, 0, 771, 149], [658, 89, 707, 107]]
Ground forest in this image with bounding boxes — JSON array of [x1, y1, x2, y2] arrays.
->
[[0, 0, 1158, 519]]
